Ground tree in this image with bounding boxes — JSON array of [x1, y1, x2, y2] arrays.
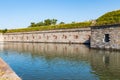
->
[[59, 22, 65, 24], [28, 18, 58, 27], [30, 22, 36, 27], [51, 19, 57, 25], [2, 28, 7, 33], [72, 21, 76, 24], [36, 21, 45, 26], [44, 19, 52, 26]]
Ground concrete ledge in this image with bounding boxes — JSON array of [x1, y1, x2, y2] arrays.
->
[[0, 58, 21, 80]]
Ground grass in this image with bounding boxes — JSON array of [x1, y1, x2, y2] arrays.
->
[[1, 9, 120, 33], [96, 10, 120, 25], [5, 21, 92, 33]]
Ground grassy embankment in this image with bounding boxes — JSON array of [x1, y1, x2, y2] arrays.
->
[[96, 10, 120, 25], [1, 21, 92, 33], [1, 9, 120, 33]]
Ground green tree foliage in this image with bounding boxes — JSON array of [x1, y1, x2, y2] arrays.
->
[[36, 21, 45, 26], [44, 19, 52, 25], [29, 19, 58, 27], [0, 30, 3, 33], [2, 28, 7, 33], [72, 21, 76, 24], [96, 10, 120, 25], [51, 19, 57, 25], [59, 22, 65, 24], [30, 22, 36, 27]]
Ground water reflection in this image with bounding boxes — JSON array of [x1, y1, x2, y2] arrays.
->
[[0, 42, 120, 80], [90, 50, 120, 80], [3, 43, 91, 61]]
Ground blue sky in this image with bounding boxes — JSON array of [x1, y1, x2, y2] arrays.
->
[[0, 0, 120, 29]]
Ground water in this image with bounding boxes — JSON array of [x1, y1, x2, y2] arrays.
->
[[0, 43, 120, 80]]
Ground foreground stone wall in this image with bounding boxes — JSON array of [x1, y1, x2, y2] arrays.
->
[[91, 24, 120, 49], [0, 58, 21, 80], [3, 28, 91, 44]]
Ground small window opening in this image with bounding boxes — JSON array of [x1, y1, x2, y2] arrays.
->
[[104, 34, 110, 42]]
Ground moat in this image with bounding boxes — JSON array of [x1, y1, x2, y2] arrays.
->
[[0, 42, 120, 80]]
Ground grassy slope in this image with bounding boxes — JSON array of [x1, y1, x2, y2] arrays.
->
[[1, 9, 120, 33], [6, 21, 92, 33], [96, 10, 120, 25]]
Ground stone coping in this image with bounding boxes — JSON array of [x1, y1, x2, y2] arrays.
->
[[3, 28, 91, 35], [91, 23, 120, 29], [0, 58, 21, 80]]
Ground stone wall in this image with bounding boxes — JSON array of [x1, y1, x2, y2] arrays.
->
[[0, 58, 21, 80], [91, 24, 120, 49], [0, 33, 3, 42], [3, 28, 91, 44]]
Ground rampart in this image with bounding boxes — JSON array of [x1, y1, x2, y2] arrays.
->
[[2, 28, 91, 44]]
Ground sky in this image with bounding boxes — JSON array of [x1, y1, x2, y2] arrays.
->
[[0, 0, 120, 29]]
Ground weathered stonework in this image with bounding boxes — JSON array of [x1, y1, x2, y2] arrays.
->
[[0, 58, 21, 80], [3, 28, 91, 44], [91, 24, 120, 50], [0, 33, 3, 42], [1, 24, 120, 50]]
